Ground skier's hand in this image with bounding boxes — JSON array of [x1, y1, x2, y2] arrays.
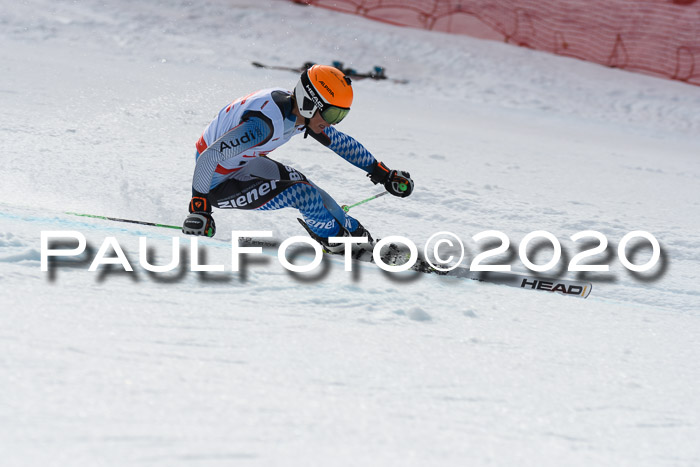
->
[[182, 196, 216, 237], [368, 161, 413, 198], [384, 170, 413, 198], [183, 212, 216, 237]]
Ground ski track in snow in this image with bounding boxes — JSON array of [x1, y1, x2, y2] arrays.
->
[[1, 0, 700, 466]]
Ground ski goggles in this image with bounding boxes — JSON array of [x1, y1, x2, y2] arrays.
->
[[319, 105, 350, 125]]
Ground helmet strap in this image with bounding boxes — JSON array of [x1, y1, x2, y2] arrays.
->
[[303, 117, 310, 139]]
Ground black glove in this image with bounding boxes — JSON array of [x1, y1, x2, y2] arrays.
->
[[182, 195, 216, 237], [368, 161, 414, 198]]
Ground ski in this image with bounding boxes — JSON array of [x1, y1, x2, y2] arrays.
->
[[296, 218, 592, 298], [251, 61, 308, 73], [251, 61, 409, 84]]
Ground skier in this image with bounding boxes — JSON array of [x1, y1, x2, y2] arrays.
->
[[181, 65, 414, 252]]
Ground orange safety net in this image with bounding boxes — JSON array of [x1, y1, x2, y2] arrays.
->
[[294, 0, 700, 86]]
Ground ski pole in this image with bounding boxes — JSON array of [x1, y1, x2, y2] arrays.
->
[[341, 192, 388, 212], [341, 182, 409, 212], [65, 202, 413, 252], [64, 211, 279, 247], [65, 212, 181, 230]]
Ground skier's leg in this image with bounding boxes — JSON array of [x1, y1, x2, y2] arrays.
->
[[256, 181, 375, 254], [306, 181, 359, 233], [256, 181, 343, 238], [207, 157, 362, 239]]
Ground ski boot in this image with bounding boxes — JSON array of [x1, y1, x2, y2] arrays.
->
[[322, 222, 375, 255], [298, 219, 375, 255]]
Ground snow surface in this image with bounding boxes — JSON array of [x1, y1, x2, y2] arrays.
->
[[1, 0, 700, 465]]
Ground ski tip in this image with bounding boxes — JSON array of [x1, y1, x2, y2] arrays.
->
[[297, 217, 312, 233], [582, 283, 593, 299]]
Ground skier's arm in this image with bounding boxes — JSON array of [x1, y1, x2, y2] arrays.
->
[[309, 126, 414, 198], [191, 113, 273, 196], [308, 126, 377, 172]]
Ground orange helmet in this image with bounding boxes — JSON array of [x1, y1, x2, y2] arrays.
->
[[294, 65, 353, 124]]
